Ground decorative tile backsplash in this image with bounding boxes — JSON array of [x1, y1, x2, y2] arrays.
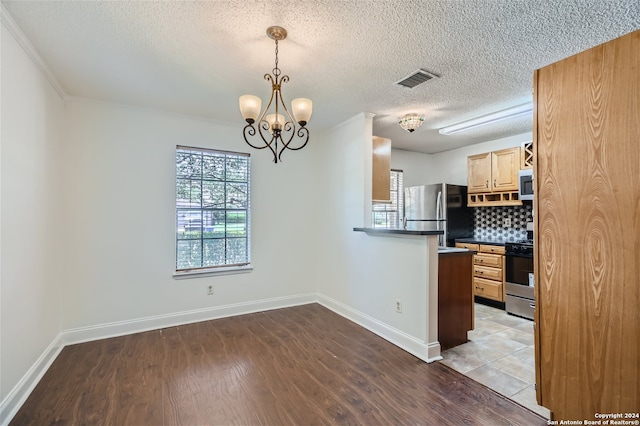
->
[[473, 204, 533, 241]]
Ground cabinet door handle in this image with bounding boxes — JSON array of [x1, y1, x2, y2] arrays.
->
[[493, 179, 497, 187], [485, 180, 489, 188]]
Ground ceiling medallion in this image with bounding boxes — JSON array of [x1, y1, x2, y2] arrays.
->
[[398, 113, 425, 133], [239, 26, 312, 163]]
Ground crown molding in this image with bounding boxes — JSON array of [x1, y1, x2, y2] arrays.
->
[[1, 4, 67, 100]]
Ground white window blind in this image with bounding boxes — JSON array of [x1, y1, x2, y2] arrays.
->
[[175, 146, 251, 272]]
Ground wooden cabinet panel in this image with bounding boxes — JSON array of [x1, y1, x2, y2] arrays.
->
[[372, 136, 391, 203], [467, 153, 492, 193], [491, 147, 520, 192], [479, 244, 505, 255], [474, 253, 502, 268], [534, 30, 640, 420], [473, 277, 502, 300], [473, 265, 502, 281]]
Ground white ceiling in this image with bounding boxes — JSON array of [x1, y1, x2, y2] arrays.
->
[[2, 1, 639, 154]]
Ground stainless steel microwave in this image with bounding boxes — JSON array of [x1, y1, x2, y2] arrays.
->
[[519, 169, 534, 200]]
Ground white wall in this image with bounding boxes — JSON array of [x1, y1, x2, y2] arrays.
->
[[315, 114, 435, 355], [390, 149, 435, 187], [59, 99, 319, 329], [0, 24, 65, 404]]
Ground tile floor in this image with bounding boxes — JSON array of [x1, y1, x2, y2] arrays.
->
[[440, 302, 550, 418]]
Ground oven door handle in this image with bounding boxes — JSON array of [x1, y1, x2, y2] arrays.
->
[[505, 252, 534, 258]]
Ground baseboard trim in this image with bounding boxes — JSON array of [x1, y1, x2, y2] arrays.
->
[[62, 293, 317, 346], [0, 332, 65, 425], [316, 294, 441, 363]]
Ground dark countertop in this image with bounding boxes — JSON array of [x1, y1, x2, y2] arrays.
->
[[455, 237, 520, 246], [353, 227, 444, 236]]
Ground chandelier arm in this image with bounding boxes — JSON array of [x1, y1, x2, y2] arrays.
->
[[287, 126, 309, 151], [277, 126, 309, 162], [275, 75, 296, 123], [258, 74, 277, 123], [254, 74, 278, 145], [243, 124, 279, 163], [242, 124, 270, 150], [257, 118, 271, 144]]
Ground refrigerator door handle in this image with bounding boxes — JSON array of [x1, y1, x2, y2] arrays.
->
[[436, 191, 443, 246]]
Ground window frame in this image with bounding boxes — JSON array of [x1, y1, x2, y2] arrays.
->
[[173, 145, 252, 278], [372, 169, 404, 229]]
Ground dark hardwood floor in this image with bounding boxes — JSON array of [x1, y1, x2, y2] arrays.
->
[[11, 303, 546, 425]]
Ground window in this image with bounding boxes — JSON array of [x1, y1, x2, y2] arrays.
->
[[372, 169, 404, 228], [175, 146, 250, 273]]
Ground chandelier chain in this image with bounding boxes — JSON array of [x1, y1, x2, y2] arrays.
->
[[273, 40, 280, 77]]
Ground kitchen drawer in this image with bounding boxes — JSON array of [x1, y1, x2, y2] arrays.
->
[[474, 277, 503, 301], [480, 244, 505, 255], [474, 253, 503, 268], [474, 265, 502, 281], [456, 242, 479, 251]]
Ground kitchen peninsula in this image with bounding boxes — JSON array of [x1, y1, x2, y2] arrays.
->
[[353, 227, 475, 358]]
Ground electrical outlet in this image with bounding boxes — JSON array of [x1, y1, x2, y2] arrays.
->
[[395, 299, 402, 313], [504, 218, 512, 227], [207, 285, 214, 296]]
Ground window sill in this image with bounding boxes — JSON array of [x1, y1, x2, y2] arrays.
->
[[173, 265, 253, 279]]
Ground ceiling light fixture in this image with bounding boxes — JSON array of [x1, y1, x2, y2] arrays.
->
[[398, 113, 425, 133], [438, 103, 533, 135], [239, 26, 312, 163]]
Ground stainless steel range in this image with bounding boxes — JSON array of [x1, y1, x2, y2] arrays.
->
[[505, 240, 534, 320]]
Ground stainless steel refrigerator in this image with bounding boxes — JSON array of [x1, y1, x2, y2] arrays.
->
[[404, 184, 474, 247]]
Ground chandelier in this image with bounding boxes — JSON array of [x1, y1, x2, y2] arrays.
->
[[398, 113, 425, 133], [239, 26, 312, 163]]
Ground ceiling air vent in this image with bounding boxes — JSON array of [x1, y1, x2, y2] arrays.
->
[[395, 69, 439, 89]]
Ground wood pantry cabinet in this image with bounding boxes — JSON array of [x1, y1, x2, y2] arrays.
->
[[467, 147, 522, 206], [455, 243, 505, 302]]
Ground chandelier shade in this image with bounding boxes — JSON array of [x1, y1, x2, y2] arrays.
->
[[291, 98, 313, 125], [266, 113, 285, 133], [398, 113, 425, 133], [239, 26, 312, 163], [238, 95, 262, 123]]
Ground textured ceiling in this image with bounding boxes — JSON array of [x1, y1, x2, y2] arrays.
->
[[2, 1, 639, 153]]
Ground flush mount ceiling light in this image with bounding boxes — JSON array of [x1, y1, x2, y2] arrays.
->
[[439, 103, 533, 135], [239, 26, 312, 164], [398, 113, 425, 133]]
